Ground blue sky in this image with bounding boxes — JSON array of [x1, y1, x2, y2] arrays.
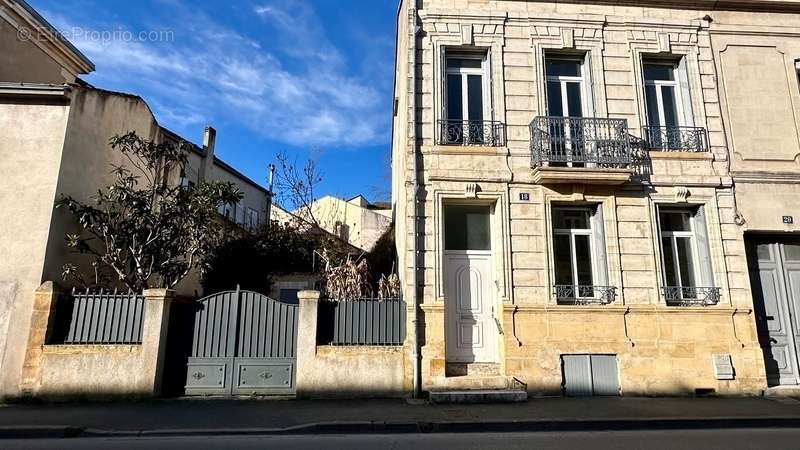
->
[[31, 0, 397, 202]]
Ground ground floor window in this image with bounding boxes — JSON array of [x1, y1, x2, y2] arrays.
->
[[551, 205, 613, 304], [657, 205, 718, 305]]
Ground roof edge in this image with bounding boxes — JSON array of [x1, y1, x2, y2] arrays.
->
[[6, 0, 95, 73]]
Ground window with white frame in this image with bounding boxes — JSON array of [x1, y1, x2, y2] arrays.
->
[[235, 202, 245, 225], [545, 56, 588, 118], [222, 202, 234, 221], [247, 207, 259, 230], [551, 205, 612, 304], [644, 60, 684, 129], [795, 60, 800, 94], [441, 49, 497, 145], [657, 206, 718, 305], [642, 57, 701, 151]]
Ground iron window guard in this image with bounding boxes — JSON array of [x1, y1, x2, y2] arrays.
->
[[554, 285, 617, 305], [642, 126, 709, 152], [529, 116, 634, 168], [662, 286, 721, 306], [437, 119, 506, 146]]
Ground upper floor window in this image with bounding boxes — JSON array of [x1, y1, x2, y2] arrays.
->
[[644, 61, 683, 129], [642, 57, 707, 152], [551, 205, 614, 304], [446, 54, 486, 125], [247, 207, 259, 230], [545, 56, 587, 118], [439, 50, 504, 146], [657, 206, 718, 305]]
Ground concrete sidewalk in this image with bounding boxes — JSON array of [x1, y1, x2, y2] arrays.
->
[[2, 397, 800, 439]]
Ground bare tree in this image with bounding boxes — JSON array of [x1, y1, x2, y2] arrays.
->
[[275, 150, 323, 227]]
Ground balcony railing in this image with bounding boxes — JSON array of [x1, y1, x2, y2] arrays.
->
[[554, 285, 617, 305], [662, 286, 721, 306], [530, 117, 633, 168], [642, 126, 708, 152], [437, 120, 506, 146]]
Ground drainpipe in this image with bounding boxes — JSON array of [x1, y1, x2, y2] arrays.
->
[[406, 0, 422, 399], [200, 126, 216, 183], [266, 163, 275, 229]]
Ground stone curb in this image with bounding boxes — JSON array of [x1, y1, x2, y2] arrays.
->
[[4, 416, 800, 439]]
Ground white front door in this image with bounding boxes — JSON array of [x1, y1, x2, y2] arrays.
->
[[445, 251, 496, 363], [442, 203, 497, 364]]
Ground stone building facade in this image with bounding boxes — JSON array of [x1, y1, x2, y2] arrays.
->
[[392, 0, 800, 396]]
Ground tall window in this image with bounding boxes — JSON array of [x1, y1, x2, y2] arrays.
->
[[644, 60, 683, 130], [443, 52, 488, 144], [657, 207, 715, 304], [642, 57, 701, 150], [545, 57, 586, 118], [247, 208, 259, 230], [551, 206, 611, 304], [543, 55, 593, 166]]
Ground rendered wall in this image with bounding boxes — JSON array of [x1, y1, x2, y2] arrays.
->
[[21, 285, 172, 400], [0, 97, 70, 398], [296, 291, 409, 398], [0, 19, 74, 84]]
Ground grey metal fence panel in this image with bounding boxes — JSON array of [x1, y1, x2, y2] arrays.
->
[[323, 298, 406, 346], [191, 290, 238, 359], [61, 290, 145, 344], [235, 290, 298, 359]]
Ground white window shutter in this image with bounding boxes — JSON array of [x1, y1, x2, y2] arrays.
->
[[693, 206, 714, 287], [582, 52, 596, 117], [591, 204, 609, 287], [677, 57, 694, 126]]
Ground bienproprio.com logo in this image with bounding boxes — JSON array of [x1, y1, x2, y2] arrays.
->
[[17, 26, 174, 44]]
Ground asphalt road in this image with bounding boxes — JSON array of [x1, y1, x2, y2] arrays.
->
[[4, 428, 800, 450]]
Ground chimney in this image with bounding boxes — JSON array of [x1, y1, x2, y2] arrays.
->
[[200, 126, 217, 182]]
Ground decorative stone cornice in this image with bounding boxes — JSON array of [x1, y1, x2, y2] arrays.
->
[[520, 0, 800, 14]]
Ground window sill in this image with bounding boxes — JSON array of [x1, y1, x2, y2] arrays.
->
[[432, 145, 507, 155], [532, 166, 633, 185], [648, 151, 714, 161]]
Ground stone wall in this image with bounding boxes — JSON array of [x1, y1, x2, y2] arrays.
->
[[390, 0, 794, 396], [19, 283, 173, 400], [296, 291, 410, 398]]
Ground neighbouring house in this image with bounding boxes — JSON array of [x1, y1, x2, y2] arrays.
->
[[392, 0, 800, 398], [0, 0, 270, 399], [302, 195, 393, 252]]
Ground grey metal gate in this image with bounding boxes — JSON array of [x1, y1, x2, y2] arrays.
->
[[184, 288, 298, 396], [749, 240, 800, 386]]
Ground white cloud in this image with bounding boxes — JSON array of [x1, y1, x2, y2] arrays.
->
[[44, 2, 387, 148]]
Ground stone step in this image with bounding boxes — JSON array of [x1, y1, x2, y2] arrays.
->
[[445, 362, 501, 377], [429, 389, 528, 404], [430, 375, 511, 391]]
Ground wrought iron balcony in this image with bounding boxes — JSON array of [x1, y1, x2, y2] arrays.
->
[[662, 286, 721, 306], [530, 116, 633, 168], [437, 120, 506, 146], [554, 285, 617, 305], [642, 126, 708, 152]]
